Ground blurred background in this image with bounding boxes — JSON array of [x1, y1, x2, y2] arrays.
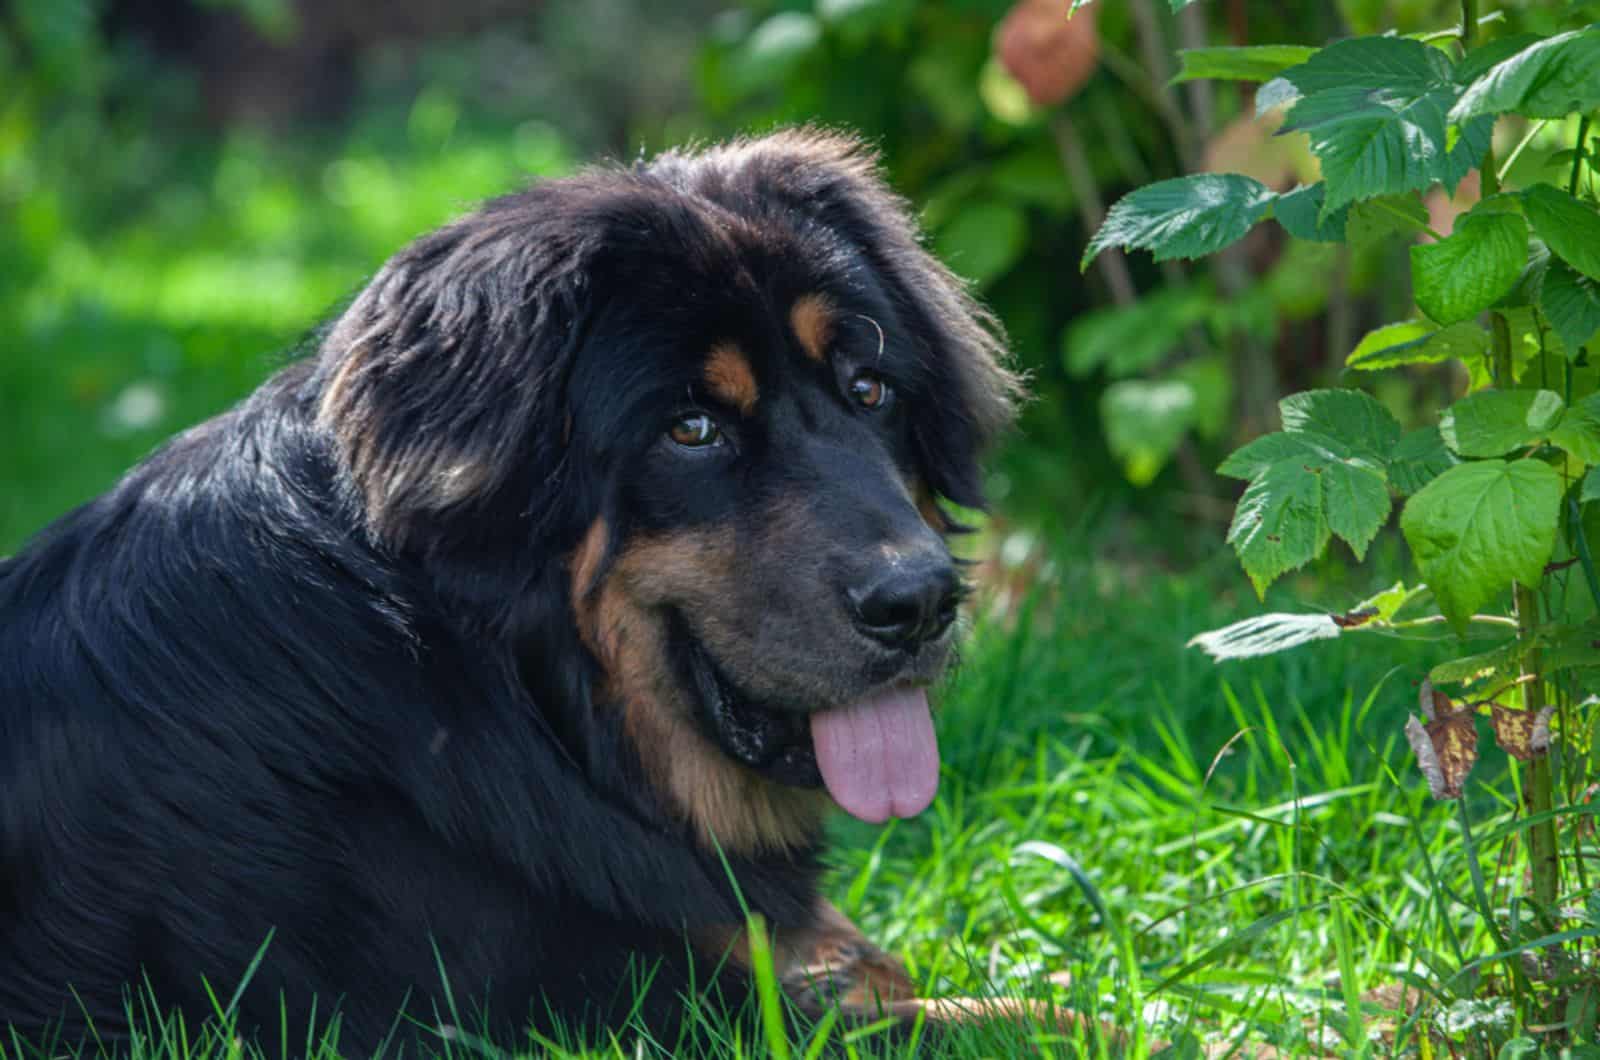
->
[[3, 0, 1557, 588]]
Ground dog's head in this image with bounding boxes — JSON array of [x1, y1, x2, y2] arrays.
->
[[314, 129, 1020, 852]]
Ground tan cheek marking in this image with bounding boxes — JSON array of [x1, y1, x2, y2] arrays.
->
[[790, 294, 836, 363], [568, 528, 827, 854], [914, 480, 951, 534], [705, 343, 759, 416]]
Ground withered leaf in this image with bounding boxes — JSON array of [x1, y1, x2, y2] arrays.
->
[[1332, 607, 1379, 629], [1490, 704, 1539, 761], [1406, 683, 1478, 799]]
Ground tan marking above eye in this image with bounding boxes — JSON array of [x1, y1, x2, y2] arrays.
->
[[790, 293, 836, 363], [704, 343, 759, 415]]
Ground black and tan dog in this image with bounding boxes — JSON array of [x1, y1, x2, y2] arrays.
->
[[0, 129, 1026, 1053]]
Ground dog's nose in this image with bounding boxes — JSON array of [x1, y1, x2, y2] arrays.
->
[[848, 555, 961, 648]]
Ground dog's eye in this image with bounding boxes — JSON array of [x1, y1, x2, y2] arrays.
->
[[668, 412, 724, 449], [848, 371, 893, 411]]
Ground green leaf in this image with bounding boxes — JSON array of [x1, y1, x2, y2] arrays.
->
[[1453, 33, 1546, 86], [1218, 431, 1340, 481], [1173, 45, 1318, 84], [1061, 284, 1211, 378], [1278, 36, 1488, 213], [1345, 194, 1430, 254], [730, 13, 822, 91], [1430, 639, 1524, 684], [1440, 388, 1564, 457], [1583, 465, 1600, 505], [935, 201, 1027, 286], [1347, 320, 1490, 370], [1522, 184, 1600, 283], [1541, 260, 1600, 354], [1356, 580, 1428, 622], [1450, 26, 1600, 122], [1400, 459, 1564, 633], [1389, 426, 1461, 496], [1227, 459, 1331, 596], [1279, 388, 1402, 464], [1410, 212, 1529, 325], [1219, 389, 1401, 591], [1255, 76, 1299, 116], [1323, 460, 1393, 559], [1273, 183, 1349, 242], [1083, 174, 1275, 270], [1100, 380, 1197, 486], [1552, 393, 1600, 464]]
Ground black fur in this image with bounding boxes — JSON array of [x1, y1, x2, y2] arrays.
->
[[0, 129, 1016, 1054]]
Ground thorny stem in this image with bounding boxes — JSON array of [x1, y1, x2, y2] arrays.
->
[[1491, 311, 1562, 917]]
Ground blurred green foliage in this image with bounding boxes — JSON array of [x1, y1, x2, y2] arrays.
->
[[1, 0, 1557, 558]]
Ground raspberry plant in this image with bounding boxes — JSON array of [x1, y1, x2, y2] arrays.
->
[[1083, 0, 1600, 1039]]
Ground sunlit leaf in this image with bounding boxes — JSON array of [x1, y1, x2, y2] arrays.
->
[[1450, 25, 1600, 122], [1083, 174, 1275, 270], [1400, 459, 1563, 633], [1173, 45, 1318, 84], [1409, 211, 1528, 325], [1347, 320, 1489, 370], [1439, 389, 1564, 457]]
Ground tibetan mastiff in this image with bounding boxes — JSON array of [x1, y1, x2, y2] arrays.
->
[[0, 129, 1023, 1053]]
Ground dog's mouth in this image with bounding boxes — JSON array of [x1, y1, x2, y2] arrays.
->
[[678, 619, 941, 824]]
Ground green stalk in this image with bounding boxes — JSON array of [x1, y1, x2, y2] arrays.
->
[[1491, 312, 1561, 915], [1571, 114, 1593, 198]]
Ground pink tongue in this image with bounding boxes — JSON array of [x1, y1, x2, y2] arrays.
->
[[809, 687, 940, 824]]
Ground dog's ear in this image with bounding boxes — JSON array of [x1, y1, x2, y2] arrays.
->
[[722, 128, 1024, 511], [314, 191, 599, 551]]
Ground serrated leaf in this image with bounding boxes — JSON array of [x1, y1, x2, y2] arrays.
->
[[1279, 388, 1402, 464], [1405, 705, 1478, 800], [1493, 235, 1551, 312], [1400, 459, 1563, 633], [1174, 45, 1317, 83], [1429, 639, 1523, 684], [1186, 612, 1342, 660], [1440, 388, 1564, 457], [1083, 174, 1275, 270], [1552, 393, 1600, 464], [1541, 260, 1600, 355], [1389, 426, 1460, 496], [1453, 33, 1546, 86], [1322, 460, 1393, 559], [1226, 458, 1330, 596], [1347, 320, 1489, 370], [1100, 380, 1196, 486], [1410, 212, 1529, 325], [1346, 194, 1431, 253], [1217, 431, 1340, 480], [1449, 25, 1600, 122], [1273, 183, 1349, 242], [1522, 184, 1600, 283], [1278, 37, 1486, 213]]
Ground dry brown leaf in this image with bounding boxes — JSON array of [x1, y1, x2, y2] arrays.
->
[[1407, 683, 1478, 799], [995, 0, 1100, 106], [1491, 703, 1539, 761]]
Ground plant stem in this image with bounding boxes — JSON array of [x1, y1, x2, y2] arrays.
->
[[1492, 311, 1561, 915], [1570, 114, 1593, 197], [1461, 0, 1478, 49]]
